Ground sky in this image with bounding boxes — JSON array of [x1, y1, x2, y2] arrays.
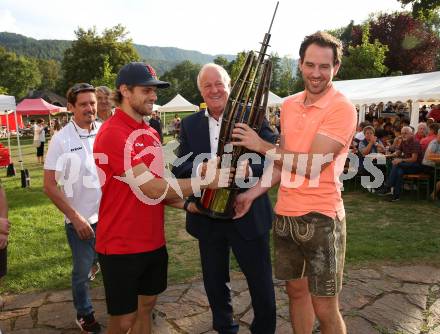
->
[[0, 0, 407, 58]]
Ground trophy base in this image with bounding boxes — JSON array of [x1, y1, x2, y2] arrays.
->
[[196, 188, 238, 220]]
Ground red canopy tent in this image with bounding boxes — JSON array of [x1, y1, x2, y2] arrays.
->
[[0, 113, 24, 132], [16, 98, 63, 116]]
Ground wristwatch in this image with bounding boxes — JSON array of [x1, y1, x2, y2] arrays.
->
[[183, 199, 191, 212]]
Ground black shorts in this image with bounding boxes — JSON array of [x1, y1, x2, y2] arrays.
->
[[36, 142, 44, 157], [98, 246, 168, 316], [0, 247, 7, 278]]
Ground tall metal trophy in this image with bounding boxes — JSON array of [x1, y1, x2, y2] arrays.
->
[[196, 2, 279, 219]]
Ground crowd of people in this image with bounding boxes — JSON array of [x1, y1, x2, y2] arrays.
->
[[352, 114, 440, 201]]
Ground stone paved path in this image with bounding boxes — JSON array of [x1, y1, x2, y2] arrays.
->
[[1, 265, 440, 333]]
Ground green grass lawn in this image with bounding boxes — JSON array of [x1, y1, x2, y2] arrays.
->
[[0, 137, 439, 294]]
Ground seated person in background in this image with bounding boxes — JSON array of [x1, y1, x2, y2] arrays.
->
[[401, 118, 411, 128], [422, 128, 440, 170], [378, 126, 423, 201], [426, 128, 440, 161], [353, 121, 370, 146], [372, 118, 382, 130], [376, 129, 392, 148], [358, 126, 385, 157], [358, 126, 386, 184], [427, 117, 435, 127], [423, 128, 440, 199], [427, 104, 440, 122], [415, 122, 428, 142], [383, 122, 394, 137], [377, 117, 385, 129], [389, 126, 402, 153], [420, 123, 440, 154]]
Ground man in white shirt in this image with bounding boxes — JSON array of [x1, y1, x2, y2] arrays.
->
[[172, 64, 278, 334], [43, 83, 102, 333]]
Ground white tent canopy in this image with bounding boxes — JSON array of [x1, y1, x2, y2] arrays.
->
[[0, 95, 16, 114], [158, 94, 199, 113], [333, 71, 440, 127], [267, 91, 284, 107], [0, 95, 25, 176]]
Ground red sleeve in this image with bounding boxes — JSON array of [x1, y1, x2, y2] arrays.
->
[[317, 100, 357, 146]]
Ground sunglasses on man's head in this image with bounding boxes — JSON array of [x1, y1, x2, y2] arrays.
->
[[70, 83, 96, 95]]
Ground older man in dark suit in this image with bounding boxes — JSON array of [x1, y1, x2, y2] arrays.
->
[[172, 63, 277, 334]]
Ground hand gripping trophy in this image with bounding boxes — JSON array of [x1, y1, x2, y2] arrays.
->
[[196, 2, 279, 218]]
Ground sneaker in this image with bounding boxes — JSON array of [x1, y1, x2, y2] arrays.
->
[[88, 262, 100, 281], [377, 187, 392, 196], [76, 312, 101, 333], [390, 196, 400, 202]]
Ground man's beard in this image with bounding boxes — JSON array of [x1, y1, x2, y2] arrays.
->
[[131, 99, 152, 117]]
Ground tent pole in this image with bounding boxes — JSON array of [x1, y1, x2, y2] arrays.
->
[[13, 110, 24, 171], [410, 100, 420, 129], [5, 112, 12, 158], [161, 111, 165, 134]]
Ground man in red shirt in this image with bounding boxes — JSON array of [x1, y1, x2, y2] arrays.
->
[[94, 62, 231, 334], [378, 126, 423, 201]]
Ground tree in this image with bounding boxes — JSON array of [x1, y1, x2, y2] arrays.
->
[[338, 24, 388, 80], [158, 60, 201, 105], [276, 57, 296, 97], [0, 47, 41, 98], [397, 0, 440, 19], [229, 51, 248, 85], [292, 66, 305, 94], [37, 59, 61, 91], [91, 56, 117, 88], [368, 12, 440, 74], [0, 87, 8, 94], [61, 24, 140, 92], [213, 56, 230, 70], [327, 20, 355, 53], [269, 53, 282, 94]]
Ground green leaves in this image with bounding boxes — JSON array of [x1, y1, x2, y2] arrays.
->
[[158, 60, 202, 105], [397, 0, 440, 19], [338, 24, 389, 80], [61, 25, 140, 91], [0, 47, 41, 98], [90, 55, 117, 89]]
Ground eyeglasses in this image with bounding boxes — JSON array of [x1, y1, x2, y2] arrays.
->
[[70, 83, 96, 95], [71, 121, 97, 139]]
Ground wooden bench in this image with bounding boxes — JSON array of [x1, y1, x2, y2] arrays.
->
[[402, 174, 431, 200]]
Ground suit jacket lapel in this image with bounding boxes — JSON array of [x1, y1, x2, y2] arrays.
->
[[198, 113, 211, 154]]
